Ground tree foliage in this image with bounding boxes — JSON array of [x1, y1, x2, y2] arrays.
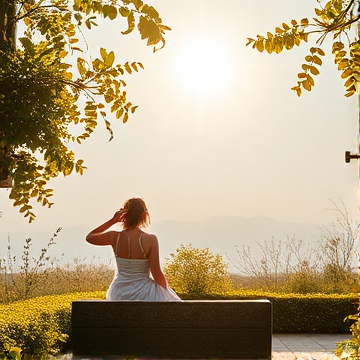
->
[[246, 0, 360, 97], [0, 0, 170, 222], [164, 244, 233, 296]]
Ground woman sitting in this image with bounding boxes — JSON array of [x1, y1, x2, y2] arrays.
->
[[86, 197, 180, 301]]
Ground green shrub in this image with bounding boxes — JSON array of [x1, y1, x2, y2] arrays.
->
[[179, 290, 358, 333]]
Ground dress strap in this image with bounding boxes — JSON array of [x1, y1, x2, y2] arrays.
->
[[125, 232, 131, 258], [115, 232, 121, 256], [139, 234, 147, 258]]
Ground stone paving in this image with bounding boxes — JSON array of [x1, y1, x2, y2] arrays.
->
[[272, 334, 352, 360], [55, 334, 353, 359]]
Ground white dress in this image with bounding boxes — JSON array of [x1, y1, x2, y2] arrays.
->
[[106, 233, 181, 301]]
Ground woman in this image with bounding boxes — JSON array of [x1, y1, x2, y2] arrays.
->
[[86, 197, 180, 300]]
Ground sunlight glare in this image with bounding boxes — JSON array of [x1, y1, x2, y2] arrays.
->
[[173, 35, 235, 99]]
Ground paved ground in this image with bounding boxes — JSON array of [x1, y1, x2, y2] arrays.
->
[[272, 333, 352, 360], [61, 334, 353, 359]]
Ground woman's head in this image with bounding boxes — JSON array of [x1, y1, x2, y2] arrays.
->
[[121, 198, 150, 229]]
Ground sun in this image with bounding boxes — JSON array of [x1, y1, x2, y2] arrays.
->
[[172, 35, 235, 99]]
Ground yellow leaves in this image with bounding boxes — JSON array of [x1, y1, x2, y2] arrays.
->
[[284, 34, 295, 50], [122, 112, 129, 124], [119, 6, 130, 17], [138, 15, 164, 50], [121, 10, 135, 35], [64, 71, 73, 80], [301, 18, 309, 26], [341, 68, 353, 79], [116, 107, 124, 120], [309, 65, 319, 75], [100, 47, 108, 62], [100, 48, 115, 67], [310, 47, 325, 56], [102, 5, 117, 20], [291, 47, 325, 96], [124, 62, 132, 73], [75, 159, 86, 175], [332, 41, 344, 53], [7, 347, 22, 360], [247, 1, 360, 97], [247, 19, 308, 55], [282, 22, 290, 30], [0, 292, 105, 356], [77, 57, 87, 78], [141, 4, 159, 20], [312, 55, 322, 66], [105, 52, 115, 67], [164, 244, 233, 296], [85, 16, 98, 29], [344, 76, 354, 88], [4, 2, 168, 222], [58, 50, 68, 59], [332, 40, 359, 97], [344, 84, 356, 97], [255, 40, 264, 53]]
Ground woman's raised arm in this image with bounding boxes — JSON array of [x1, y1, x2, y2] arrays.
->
[[86, 210, 124, 246]]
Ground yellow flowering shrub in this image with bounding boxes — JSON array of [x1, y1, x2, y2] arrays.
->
[[0, 291, 105, 357], [164, 244, 233, 296]]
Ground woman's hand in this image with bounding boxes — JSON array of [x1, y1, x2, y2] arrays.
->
[[112, 208, 127, 223], [86, 209, 126, 245]]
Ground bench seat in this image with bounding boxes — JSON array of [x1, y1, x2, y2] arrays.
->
[[71, 299, 272, 359]]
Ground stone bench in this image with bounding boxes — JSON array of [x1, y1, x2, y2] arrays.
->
[[71, 299, 272, 359]]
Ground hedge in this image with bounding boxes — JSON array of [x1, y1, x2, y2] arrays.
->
[[0, 291, 358, 357], [180, 291, 359, 333]]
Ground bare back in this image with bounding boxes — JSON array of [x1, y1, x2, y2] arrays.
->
[[114, 230, 151, 259]]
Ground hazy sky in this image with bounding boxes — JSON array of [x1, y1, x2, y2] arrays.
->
[[1, 0, 360, 235]]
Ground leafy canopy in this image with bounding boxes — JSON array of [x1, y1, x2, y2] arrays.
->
[[246, 0, 360, 97], [0, 0, 170, 222]]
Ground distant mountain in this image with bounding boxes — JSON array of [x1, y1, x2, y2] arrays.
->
[[151, 216, 323, 262], [0, 216, 324, 270]]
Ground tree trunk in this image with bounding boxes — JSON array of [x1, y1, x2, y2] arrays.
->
[[0, 0, 16, 186], [0, 0, 16, 51]]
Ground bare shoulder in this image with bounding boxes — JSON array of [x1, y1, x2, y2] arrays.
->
[[141, 233, 159, 251], [142, 232, 158, 242]]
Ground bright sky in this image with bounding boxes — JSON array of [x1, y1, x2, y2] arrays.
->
[[1, 0, 360, 235]]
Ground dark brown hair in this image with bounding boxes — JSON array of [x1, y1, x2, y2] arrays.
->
[[122, 198, 150, 229]]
